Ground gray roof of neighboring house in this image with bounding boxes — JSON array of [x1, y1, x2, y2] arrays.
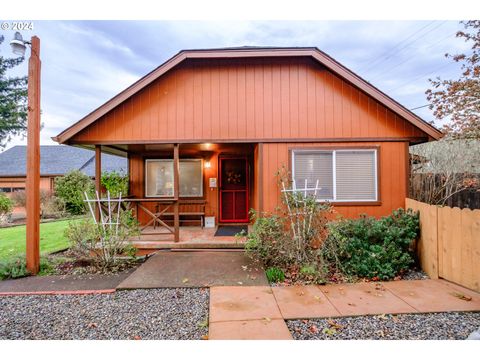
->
[[0, 145, 127, 177], [410, 139, 480, 174]]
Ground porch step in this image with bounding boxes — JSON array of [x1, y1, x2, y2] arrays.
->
[[131, 240, 245, 250]]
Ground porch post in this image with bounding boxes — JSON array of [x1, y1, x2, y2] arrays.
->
[[173, 143, 180, 242], [25, 37, 41, 275], [95, 145, 102, 221]]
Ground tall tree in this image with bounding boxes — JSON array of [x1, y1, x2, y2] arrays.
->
[[426, 20, 480, 139], [0, 35, 28, 149]]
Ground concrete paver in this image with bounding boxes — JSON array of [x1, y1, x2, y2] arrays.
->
[[272, 285, 341, 319], [318, 282, 417, 316], [209, 286, 282, 323], [383, 279, 480, 312], [209, 319, 293, 340]]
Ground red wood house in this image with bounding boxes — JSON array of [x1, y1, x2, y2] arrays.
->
[[53, 47, 442, 247]]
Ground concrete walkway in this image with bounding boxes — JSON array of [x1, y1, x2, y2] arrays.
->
[[117, 251, 268, 289], [0, 269, 134, 295], [208, 279, 480, 340]]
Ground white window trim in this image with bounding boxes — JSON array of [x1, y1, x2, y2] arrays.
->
[[145, 158, 203, 198], [291, 148, 378, 203]]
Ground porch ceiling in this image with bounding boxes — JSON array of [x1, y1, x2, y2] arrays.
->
[[97, 142, 256, 156]]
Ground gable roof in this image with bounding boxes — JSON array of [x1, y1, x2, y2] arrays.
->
[[53, 47, 443, 144], [0, 145, 127, 177]]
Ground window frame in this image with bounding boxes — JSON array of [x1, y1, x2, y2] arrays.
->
[[291, 147, 379, 204], [144, 158, 204, 198]]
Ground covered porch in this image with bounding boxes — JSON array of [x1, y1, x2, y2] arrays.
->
[[91, 142, 261, 248]]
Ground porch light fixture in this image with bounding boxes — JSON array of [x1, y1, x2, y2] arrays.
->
[[10, 32, 29, 56], [204, 161, 211, 169]]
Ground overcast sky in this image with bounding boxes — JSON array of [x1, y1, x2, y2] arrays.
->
[[0, 20, 471, 150]]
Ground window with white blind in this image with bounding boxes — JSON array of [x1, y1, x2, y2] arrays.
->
[[292, 149, 378, 202]]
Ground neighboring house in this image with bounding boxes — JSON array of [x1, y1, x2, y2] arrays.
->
[[0, 145, 127, 194], [53, 47, 442, 234]]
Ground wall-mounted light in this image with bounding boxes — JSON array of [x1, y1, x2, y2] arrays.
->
[[204, 161, 211, 169]]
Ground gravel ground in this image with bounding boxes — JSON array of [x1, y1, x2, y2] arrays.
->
[[287, 312, 480, 340], [0, 288, 209, 340], [401, 268, 430, 280]]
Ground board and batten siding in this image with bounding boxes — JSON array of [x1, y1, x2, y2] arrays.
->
[[70, 57, 426, 144], [260, 142, 408, 218]]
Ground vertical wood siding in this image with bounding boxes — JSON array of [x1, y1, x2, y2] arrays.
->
[[261, 142, 408, 218], [71, 58, 427, 144]]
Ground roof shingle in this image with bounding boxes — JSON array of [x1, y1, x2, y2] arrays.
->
[[0, 145, 127, 177]]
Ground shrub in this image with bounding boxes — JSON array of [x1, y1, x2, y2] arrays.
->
[[101, 170, 129, 198], [54, 170, 95, 215], [244, 210, 287, 266], [11, 190, 26, 207], [0, 257, 28, 279], [12, 190, 67, 219], [0, 193, 13, 214], [64, 209, 139, 271], [265, 267, 285, 283], [64, 219, 100, 259], [0, 256, 55, 280], [41, 194, 67, 219], [245, 167, 334, 284], [0, 193, 13, 225], [323, 208, 420, 280]]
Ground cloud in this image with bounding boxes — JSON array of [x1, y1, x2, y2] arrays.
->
[[0, 20, 469, 150]]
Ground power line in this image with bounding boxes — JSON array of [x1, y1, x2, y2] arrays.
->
[[386, 61, 454, 93], [410, 104, 430, 111], [364, 21, 448, 76], [368, 29, 456, 83], [357, 21, 436, 72]]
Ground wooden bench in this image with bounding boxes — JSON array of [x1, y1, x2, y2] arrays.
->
[[154, 199, 206, 228]]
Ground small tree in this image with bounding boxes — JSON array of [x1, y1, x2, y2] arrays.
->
[[426, 20, 480, 139], [0, 35, 28, 149], [54, 170, 94, 215]]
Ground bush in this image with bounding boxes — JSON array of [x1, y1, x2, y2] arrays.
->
[[41, 194, 67, 219], [265, 267, 285, 283], [11, 190, 26, 207], [64, 209, 139, 271], [11, 190, 67, 219], [0, 257, 28, 279], [244, 210, 287, 266], [101, 170, 129, 198], [0, 193, 13, 214], [323, 208, 420, 280], [0, 256, 55, 280], [64, 219, 99, 259], [54, 170, 95, 215], [245, 198, 332, 283], [0, 193, 13, 225]]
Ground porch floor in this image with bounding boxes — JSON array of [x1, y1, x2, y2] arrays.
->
[[131, 226, 248, 250]]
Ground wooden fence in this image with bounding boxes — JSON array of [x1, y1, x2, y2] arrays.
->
[[406, 198, 480, 292], [409, 174, 480, 210]]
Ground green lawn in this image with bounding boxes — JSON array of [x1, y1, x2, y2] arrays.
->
[[0, 219, 79, 261]]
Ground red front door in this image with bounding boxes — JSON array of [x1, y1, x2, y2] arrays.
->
[[219, 157, 249, 223]]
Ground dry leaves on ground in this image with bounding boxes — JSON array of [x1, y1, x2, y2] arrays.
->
[[452, 292, 472, 301]]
